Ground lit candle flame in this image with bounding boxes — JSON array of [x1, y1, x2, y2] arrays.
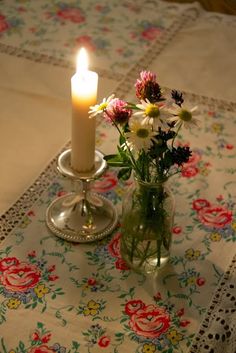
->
[[76, 47, 88, 73]]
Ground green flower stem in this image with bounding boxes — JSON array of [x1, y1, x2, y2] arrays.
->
[[171, 123, 182, 149], [137, 240, 151, 268], [157, 238, 162, 267], [130, 236, 136, 263], [112, 120, 141, 178]]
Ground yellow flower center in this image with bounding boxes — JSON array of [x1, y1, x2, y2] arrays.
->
[[99, 102, 108, 111], [136, 128, 149, 138], [179, 109, 192, 121], [145, 104, 159, 118]]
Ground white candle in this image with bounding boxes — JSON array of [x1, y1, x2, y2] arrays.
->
[[71, 48, 98, 172]]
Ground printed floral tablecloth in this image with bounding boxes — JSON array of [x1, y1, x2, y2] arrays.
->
[[0, 0, 192, 77], [0, 1, 236, 352], [0, 90, 236, 353]]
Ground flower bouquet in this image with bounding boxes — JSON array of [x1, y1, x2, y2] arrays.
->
[[90, 71, 199, 273]]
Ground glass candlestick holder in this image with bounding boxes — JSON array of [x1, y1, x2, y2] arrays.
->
[[46, 148, 118, 243]]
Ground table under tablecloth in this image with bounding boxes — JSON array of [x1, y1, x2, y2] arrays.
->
[[0, 1, 236, 352]]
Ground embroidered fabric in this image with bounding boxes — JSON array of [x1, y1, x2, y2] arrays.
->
[[189, 254, 236, 353]]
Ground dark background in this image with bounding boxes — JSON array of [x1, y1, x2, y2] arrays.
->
[[164, 0, 236, 14]]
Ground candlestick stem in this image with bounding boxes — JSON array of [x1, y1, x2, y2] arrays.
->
[[46, 149, 118, 243]]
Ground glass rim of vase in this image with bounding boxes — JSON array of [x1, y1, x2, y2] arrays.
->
[[134, 175, 169, 187]]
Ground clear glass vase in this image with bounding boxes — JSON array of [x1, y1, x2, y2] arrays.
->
[[120, 178, 175, 274]]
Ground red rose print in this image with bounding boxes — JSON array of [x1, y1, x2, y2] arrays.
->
[[57, 190, 67, 197], [47, 265, 55, 272], [98, 335, 110, 348], [108, 233, 129, 270], [41, 333, 51, 344], [48, 275, 59, 281], [27, 210, 35, 217], [108, 232, 121, 258], [31, 331, 40, 341], [198, 205, 233, 228], [181, 166, 199, 178], [180, 320, 191, 327], [95, 5, 104, 12], [176, 308, 184, 317], [88, 278, 96, 286], [0, 262, 41, 292], [129, 304, 170, 338], [93, 171, 118, 192], [196, 277, 206, 286], [28, 345, 55, 353], [75, 35, 96, 52], [208, 111, 215, 116], [28, 251, 36, 258], [115, 258, 129, 271], [153, 292, 162, 301], [125, 300, 146, 316], [192, 199, 211, 211], [57, 8, 85, 23], [141, 27, 160, 41], [31, 331, 51, 344], [0, 18, 9, 33], [172, 226, 182, 234], [0, 257, 19, 272], [226, 144, 234, 150]]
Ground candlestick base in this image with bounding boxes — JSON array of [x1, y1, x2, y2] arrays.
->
[[46, 149, 118, 243]]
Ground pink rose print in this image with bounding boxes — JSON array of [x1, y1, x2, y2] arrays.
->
[[181, 166, 199, 178], [185, 152, 201, 166], [192, 199, 211, 211], [141, 27, 161, 41], [98, 335, 110, 348], [0, 257, 19, 272], [125, 299, 145, 316], [57, 8, 85, 23], [198, 205, 233, 228], [28, 345, 55, 353], [93, 171, 118, 192], [0, 262, 41, 292], [181, 151, 202, 178], [129, 304, 170, 338]]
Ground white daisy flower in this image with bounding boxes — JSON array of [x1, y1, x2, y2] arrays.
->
[[125, 120, 157, 152], [89, 94, 115, 118], [133, 99, 168, 130], [167, 104, 199, 129]]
